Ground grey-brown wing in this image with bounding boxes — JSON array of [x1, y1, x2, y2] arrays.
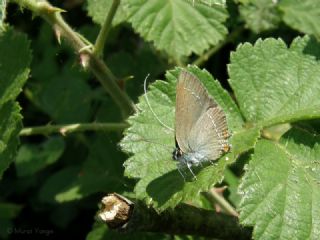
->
[[175, 71, 216, 153], [188, 106, 229, 161]]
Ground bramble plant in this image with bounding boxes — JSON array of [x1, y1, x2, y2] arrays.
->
[[1, 0, 320, 239]]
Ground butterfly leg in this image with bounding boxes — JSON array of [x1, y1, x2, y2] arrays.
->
[[177, 166, 186, 181], [187, 162, 197, 180]]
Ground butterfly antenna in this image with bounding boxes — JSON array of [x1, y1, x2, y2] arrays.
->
[[144, 74, 174, 132]]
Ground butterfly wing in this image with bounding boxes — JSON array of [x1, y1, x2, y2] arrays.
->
[[188, 106, 229, 161], [175, 71, 216, 153]]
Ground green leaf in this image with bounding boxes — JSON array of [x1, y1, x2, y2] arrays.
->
[[27, 25, 92, 123], [28, 70, 92, 123], [39, 135, 125, 203], [38, 166, 81, 203], [124, 0, 228, 60], [0, 202, 22, 239], [228, 37, 320, 128], [279, 0, 320, 39], [290, 35, 320, 60], [87, 0, 128, 26], [0, 102, 22, 179], [73, 134, 126, 199], [224, 169, 241, 208], [239, 127, 320, 240], [106, 46, 167, 102], [0, 28, 31, 179], [15, 137, 65, 177], [239, 0, 281, 33], [120, 66, 259, 210], [0, 202, 22, 219], [0, 28, 31, 105]]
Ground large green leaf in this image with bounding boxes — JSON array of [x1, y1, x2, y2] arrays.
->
[[279, 0, 320, 39], [124, 0, 228, 60], [239, 128, 320, 240], [120, 66, 260, 210], [228, 37, 320, 128], [0, 28, 31, 178], [87, 0, 128, 26], [238, 0, 281, 33]]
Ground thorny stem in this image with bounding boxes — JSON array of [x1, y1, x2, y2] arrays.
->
[[19, 123, 129, 136], [12, 0, 135, 118]]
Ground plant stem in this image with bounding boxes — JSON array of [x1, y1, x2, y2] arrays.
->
[[19, 123, 129, 136], [192, 26, 244, 66], [93, 0, 120, 57], [203, 188, 239, 217], [12, 0, 135, 118], [99, 193, 251, 239]]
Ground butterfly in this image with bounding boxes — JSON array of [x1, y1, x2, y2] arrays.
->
[[172, 71, 231, 179]]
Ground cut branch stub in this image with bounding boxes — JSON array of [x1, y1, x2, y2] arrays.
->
[[99, 193, 134, 229]]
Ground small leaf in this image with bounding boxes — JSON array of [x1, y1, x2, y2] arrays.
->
[[239, 0, 281, 33], [87, 0, 128, 26], [279, 0, 320, 39], [15, 137, 65, 177], [120, 66, 258, 210], [239, 127, 320, 240], [124, 0, 228, 60], [228, 37, 320, 128]]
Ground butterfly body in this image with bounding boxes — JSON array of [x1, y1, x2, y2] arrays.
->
[[174, 71, 231, 178]]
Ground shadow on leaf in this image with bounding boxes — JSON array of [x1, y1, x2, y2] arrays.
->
[[146, 170, 185, 206]]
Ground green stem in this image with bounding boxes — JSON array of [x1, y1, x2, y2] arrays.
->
[[93, 0, 120, 57], [12, 0, 135, 118], [203, 188, 239, 217], [192, 26, 244, 66], [19, 123, 129, 136]]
